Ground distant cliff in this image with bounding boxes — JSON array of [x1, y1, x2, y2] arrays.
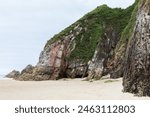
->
[[8, 0, 150, 96]]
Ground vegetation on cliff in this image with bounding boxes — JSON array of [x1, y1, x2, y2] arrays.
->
[[46, 4, 136, 62], [8, 0, 150, 97], [117, 0, 139, 48], [109, 0, 140, 79], [123, 0, 150, 96]]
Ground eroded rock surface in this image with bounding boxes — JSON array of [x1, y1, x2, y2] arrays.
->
[[6, 70, 20, 78], [13, 4, 135, 81], [123, 0, 150, 96], [88, 25, 120, 79]]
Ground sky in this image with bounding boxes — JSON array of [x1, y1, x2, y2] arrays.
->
[[0, 0, 135, 75]]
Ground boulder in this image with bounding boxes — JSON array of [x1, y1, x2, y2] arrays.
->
[[6, 70, 20, 78], [16, 73, 33, 81], [32, 66, 52, 76], [15, 65, 52, 81], [21, 64, 34, 74]]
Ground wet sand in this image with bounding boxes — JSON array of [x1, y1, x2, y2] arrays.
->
[[0, 77, 149, 100]]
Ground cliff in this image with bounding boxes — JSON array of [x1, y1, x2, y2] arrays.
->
[[123, 0, 150, 96], [9, 0, 150, 96], [15, 4, 134, 80]]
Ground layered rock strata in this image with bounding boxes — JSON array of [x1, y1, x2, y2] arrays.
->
[[9, 3, 135, 81], [7, 0, 150, 97], [123, 0, 150, 96]]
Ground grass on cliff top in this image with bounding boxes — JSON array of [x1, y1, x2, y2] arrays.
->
[[70, 5, 135, 62], [45, 3, 136, 62], [116, 0, 140, 49]]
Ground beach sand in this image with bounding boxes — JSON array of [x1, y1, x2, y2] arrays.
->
[[0, 77, 149, 100]]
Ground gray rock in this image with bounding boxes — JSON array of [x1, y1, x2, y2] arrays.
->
[[123, 0, 150, 96], [16, 73, 33, 81], [21, 64, 34, 74], [33, 66, 52, 76], [88, 25, 120, 79], [6, 70, 20, 78], [16, 65, 52, 81]]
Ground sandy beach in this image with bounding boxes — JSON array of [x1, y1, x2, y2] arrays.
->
[[0, 77, 149, 100]]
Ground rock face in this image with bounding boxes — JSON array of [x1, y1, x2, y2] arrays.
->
[[33, 5, 134, 80], [13, 3, 135, 81], [37, 25, 84, 79], [123, 0, 150, 96], [88, 25, 120, 79], [15, 65, 52, 81]]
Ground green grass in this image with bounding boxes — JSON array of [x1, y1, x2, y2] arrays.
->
[[45, 3, 137, 63], [69, 5, 135, 62], [117, 0, 140, 48]]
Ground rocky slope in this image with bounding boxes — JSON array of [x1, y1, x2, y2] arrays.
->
[[8, 0, 150, 96], [123, 0, 150, 96], [13, 4, 134, 81], [21, 5, 134, 80]]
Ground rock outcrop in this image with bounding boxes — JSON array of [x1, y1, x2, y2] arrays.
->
[[5, 64, 51, 81], [123, 0, 150, 96], [9, 0, 150, 97], [6, 70, 20, 78], [88, 24, 121, 79], [32, 4, 134, 80], [12, 3, 135, 81]]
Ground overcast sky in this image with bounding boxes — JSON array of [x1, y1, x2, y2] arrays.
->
[[0, 0, 135, 75]]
